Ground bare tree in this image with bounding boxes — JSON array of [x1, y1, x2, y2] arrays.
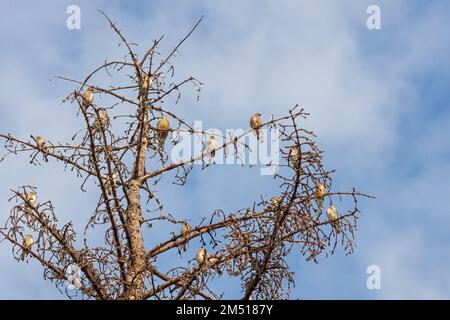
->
[[0, 13, 372, 300]]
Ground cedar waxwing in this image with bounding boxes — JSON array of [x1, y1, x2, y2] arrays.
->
[[106, 172, 117, 196], [35, 136, 48, 162], [25, 192, 37, 206], [25, 192, 37, 214], [289, 146, 301, 170], [271, 196, 282, 207], [20, 234, 34, 261], [180, 222, 191, 252], [206, 252, 223, 275], [196, 248, 208, 275], [156, 116, 170, 150], [315, 182, 327, 211], [326, 205, 341, 234], [141, 74, 152, 92], [196, 248, 206, 264], [94, 109, 110, 131], [271, 196, 282, 214], [82, 88, 94, 110], [205, 135, 217, 164], [249, 113, 262, 141]]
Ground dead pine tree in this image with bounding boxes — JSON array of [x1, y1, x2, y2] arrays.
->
[[0, 13, 373, 300]]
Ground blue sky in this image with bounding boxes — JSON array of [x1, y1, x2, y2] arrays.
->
[[1, 0, 450, 299]]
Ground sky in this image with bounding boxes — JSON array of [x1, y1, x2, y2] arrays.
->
[[0, 0, 450, 299]]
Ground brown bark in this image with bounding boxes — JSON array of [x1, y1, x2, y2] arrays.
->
[[124, 179, 146, 299], [123, 94, 149, 299]]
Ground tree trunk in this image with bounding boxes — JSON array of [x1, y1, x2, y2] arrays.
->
[[125, 179, 146, 299], [124, 102, 149, 299]]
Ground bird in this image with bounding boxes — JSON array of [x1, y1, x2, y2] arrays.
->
[[180, 222, 191, 252], [25, 192, 37, 214], [196, 248, 206, 264], [25, 192, 37, 206], [205, 135, 217, 164], [206, 252, 223, 275], [249, 113, 262, 141], [141, 74, 152, 92], [289, 146, 301, 170], [94, 109, 110, 132], [271, 196, 282, 207], [35, 136, 49, 162], [315, 182, 327, 211], [196, 248, 208, 275], [106, 172, 117, 196], [156, 116, 170, 150], [82, 87, 94, 110], [326, 205, 341, 234], [271, 196, 283, 214], [20, 234, 34, 261]]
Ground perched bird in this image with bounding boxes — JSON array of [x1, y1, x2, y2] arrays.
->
[[25, 192, 37, 214], [25, 192, 37, 206], [206, 252, 223, 275], [196, 248, 208, 275], [106, 172, 117, 196], [82, 87, 94, 110], [156, 116, 170, 150], [205, 135, 217, 164], [35, 136, 48, 162], [196, 248, 206, 264], [315, 182, 327, 211], [271, 196, 283, 214], [249, 113, 262, 141], [141, 74, 152, 92], [289, 146, 301, 171], [326, 205, 341, 234], [180, 222, 191, 252], [94, 109, 110, 132], [271, 196, 282, 207], [20, 234, 34, 261]]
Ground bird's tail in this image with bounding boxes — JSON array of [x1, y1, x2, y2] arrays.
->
[[215, 266, 223, 275], [20, 250, 27, 261], [201, 265, 208, 276], [158, 132, 168, 149], [41, 147, 49, 162], [317, 197, 323, 211], [157, 133, 168, 164], [333, 221, 341, 234]]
